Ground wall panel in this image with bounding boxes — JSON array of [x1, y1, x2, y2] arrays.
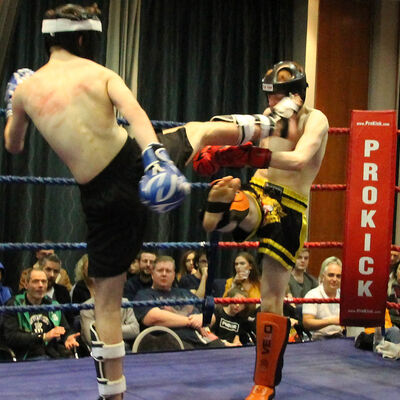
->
[[308, 0, 372, 277]]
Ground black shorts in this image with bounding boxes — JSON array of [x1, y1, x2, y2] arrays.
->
[[78, 136, 146, 278], [157, 127, 193, 171], [243, 176, 308, 270]]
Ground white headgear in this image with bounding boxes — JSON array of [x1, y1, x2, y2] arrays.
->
[[41, 18, 102, 35]]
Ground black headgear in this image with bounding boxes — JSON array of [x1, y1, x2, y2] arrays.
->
[[262, 61, 308, 101]]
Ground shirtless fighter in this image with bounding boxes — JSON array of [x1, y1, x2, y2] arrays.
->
[[3, 4, 189, 400], [196, 61, 329, 399], [3, 4, 318, 397]]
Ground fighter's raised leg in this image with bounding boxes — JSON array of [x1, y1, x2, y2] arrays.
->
[[202, 176, 262, 240], [202, 176, 241, 232]]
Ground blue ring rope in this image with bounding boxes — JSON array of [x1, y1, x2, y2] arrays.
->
[[0, 175, 210, 189], [0, 242, 215, 251], [0, 297, 204, 314]]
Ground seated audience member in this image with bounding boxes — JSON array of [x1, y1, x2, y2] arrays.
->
[[134, 256, 225, 349], [283, 288, 311, 342], [19, 247, 72, 292], [388, 261, 400, 328], [211, 287, 252, 346], [177, 250, 196, 282], [19, 248, 54, 291], [289, 249, 318, 298], [71, 254, 94, 304], [80, 296, 139, 351], [3, 269, 79, 360], [124, 251, 156, 300], [286, 249, 317, 340], [178, 250, 208, 298], [390, 250, 400, 274], [55, 266, 72, 292], [127, 255, 140, 280], [355, 308, 400, 351], [302, 256, 344, 340], [38, 254, 71, 304], [223, 252, 261, 299], [0, 262, 12, 306]]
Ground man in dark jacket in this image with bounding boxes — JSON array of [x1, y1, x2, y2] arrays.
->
[[134, 256, 225, 349], [3, 269, 79, 360], [38, 253, 74, 325], [38, 254, 71, 304]]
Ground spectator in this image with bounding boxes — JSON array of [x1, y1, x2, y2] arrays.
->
[[32, 248, 56, 268], [302, 256, 344, 340], [18, 248, 54, 291], [127, 255, 140, 280], [38, 254, 71, 304], [123, 251, 156, 300], [0, 262, 12, 306], [211, 287, 253, 346], [390, 250, 400, 274], [223, 252, 261, 299], [71, 254, 94, 304], [19, 246, 72, 292], [176, 250, 196, 282], [355, 308, 400, 351], [388, 262, 400, 328], [3, 269, 79, 360], [288, 248, 318, 298], [178, 251, 208, 298], [134, 256, 225, 349], [80, 296, 139, 351]]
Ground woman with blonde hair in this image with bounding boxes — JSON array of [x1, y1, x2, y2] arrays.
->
[[71, 254, 94, 303]]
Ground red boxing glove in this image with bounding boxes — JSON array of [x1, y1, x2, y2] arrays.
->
[[193, 146, 221, 176], [193, 143, 272, 176], [216, 142, 272, 169]]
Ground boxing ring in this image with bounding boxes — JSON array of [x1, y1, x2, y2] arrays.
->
[[1, 110, 400, 399], [0, 338, 399, 400]]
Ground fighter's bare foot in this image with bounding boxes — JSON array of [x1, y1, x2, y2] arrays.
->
[[202, 176, 241, 232]]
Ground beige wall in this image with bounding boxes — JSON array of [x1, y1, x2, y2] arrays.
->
[[304, 0, 400, 272], [368, 0, 400, 245], [368, 0, 399, 111]]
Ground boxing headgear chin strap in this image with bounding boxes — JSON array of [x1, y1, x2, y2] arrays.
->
[[42, 18, 102, 34], [90, 323, 126, 398]]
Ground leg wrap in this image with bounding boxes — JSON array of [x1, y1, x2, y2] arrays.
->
[[90, 324, 126, 399], [253, 313, 290, 388], [205, 189, 250, 231]]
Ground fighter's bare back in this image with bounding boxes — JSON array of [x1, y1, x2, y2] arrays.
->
[[10, 49, 147, 184]]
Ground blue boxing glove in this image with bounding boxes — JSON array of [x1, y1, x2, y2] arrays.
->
[[4, 68, 35, 118], [139, 143, 191, 213]]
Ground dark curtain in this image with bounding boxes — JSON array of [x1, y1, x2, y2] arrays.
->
[[0, 0, 109, 291], [138, 0, 294, 278]]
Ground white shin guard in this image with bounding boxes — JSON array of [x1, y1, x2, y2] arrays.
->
[[90, 324, 126, 399]]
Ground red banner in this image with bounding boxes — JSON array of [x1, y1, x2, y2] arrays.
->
[[341, 110, 397, 327]]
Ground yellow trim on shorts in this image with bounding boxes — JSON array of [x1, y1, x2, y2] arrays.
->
[[249, 176, 308, 212], [295, 213, 308, 259], [259, 238, 296, 271], [248, 176, 309, 270]]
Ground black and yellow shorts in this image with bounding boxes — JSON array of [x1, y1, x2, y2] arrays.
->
[[243, 176, 308, 271]]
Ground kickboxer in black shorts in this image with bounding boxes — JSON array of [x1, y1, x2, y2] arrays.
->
[[198, 61, 329, 400], [4, 4, 189, 399]]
